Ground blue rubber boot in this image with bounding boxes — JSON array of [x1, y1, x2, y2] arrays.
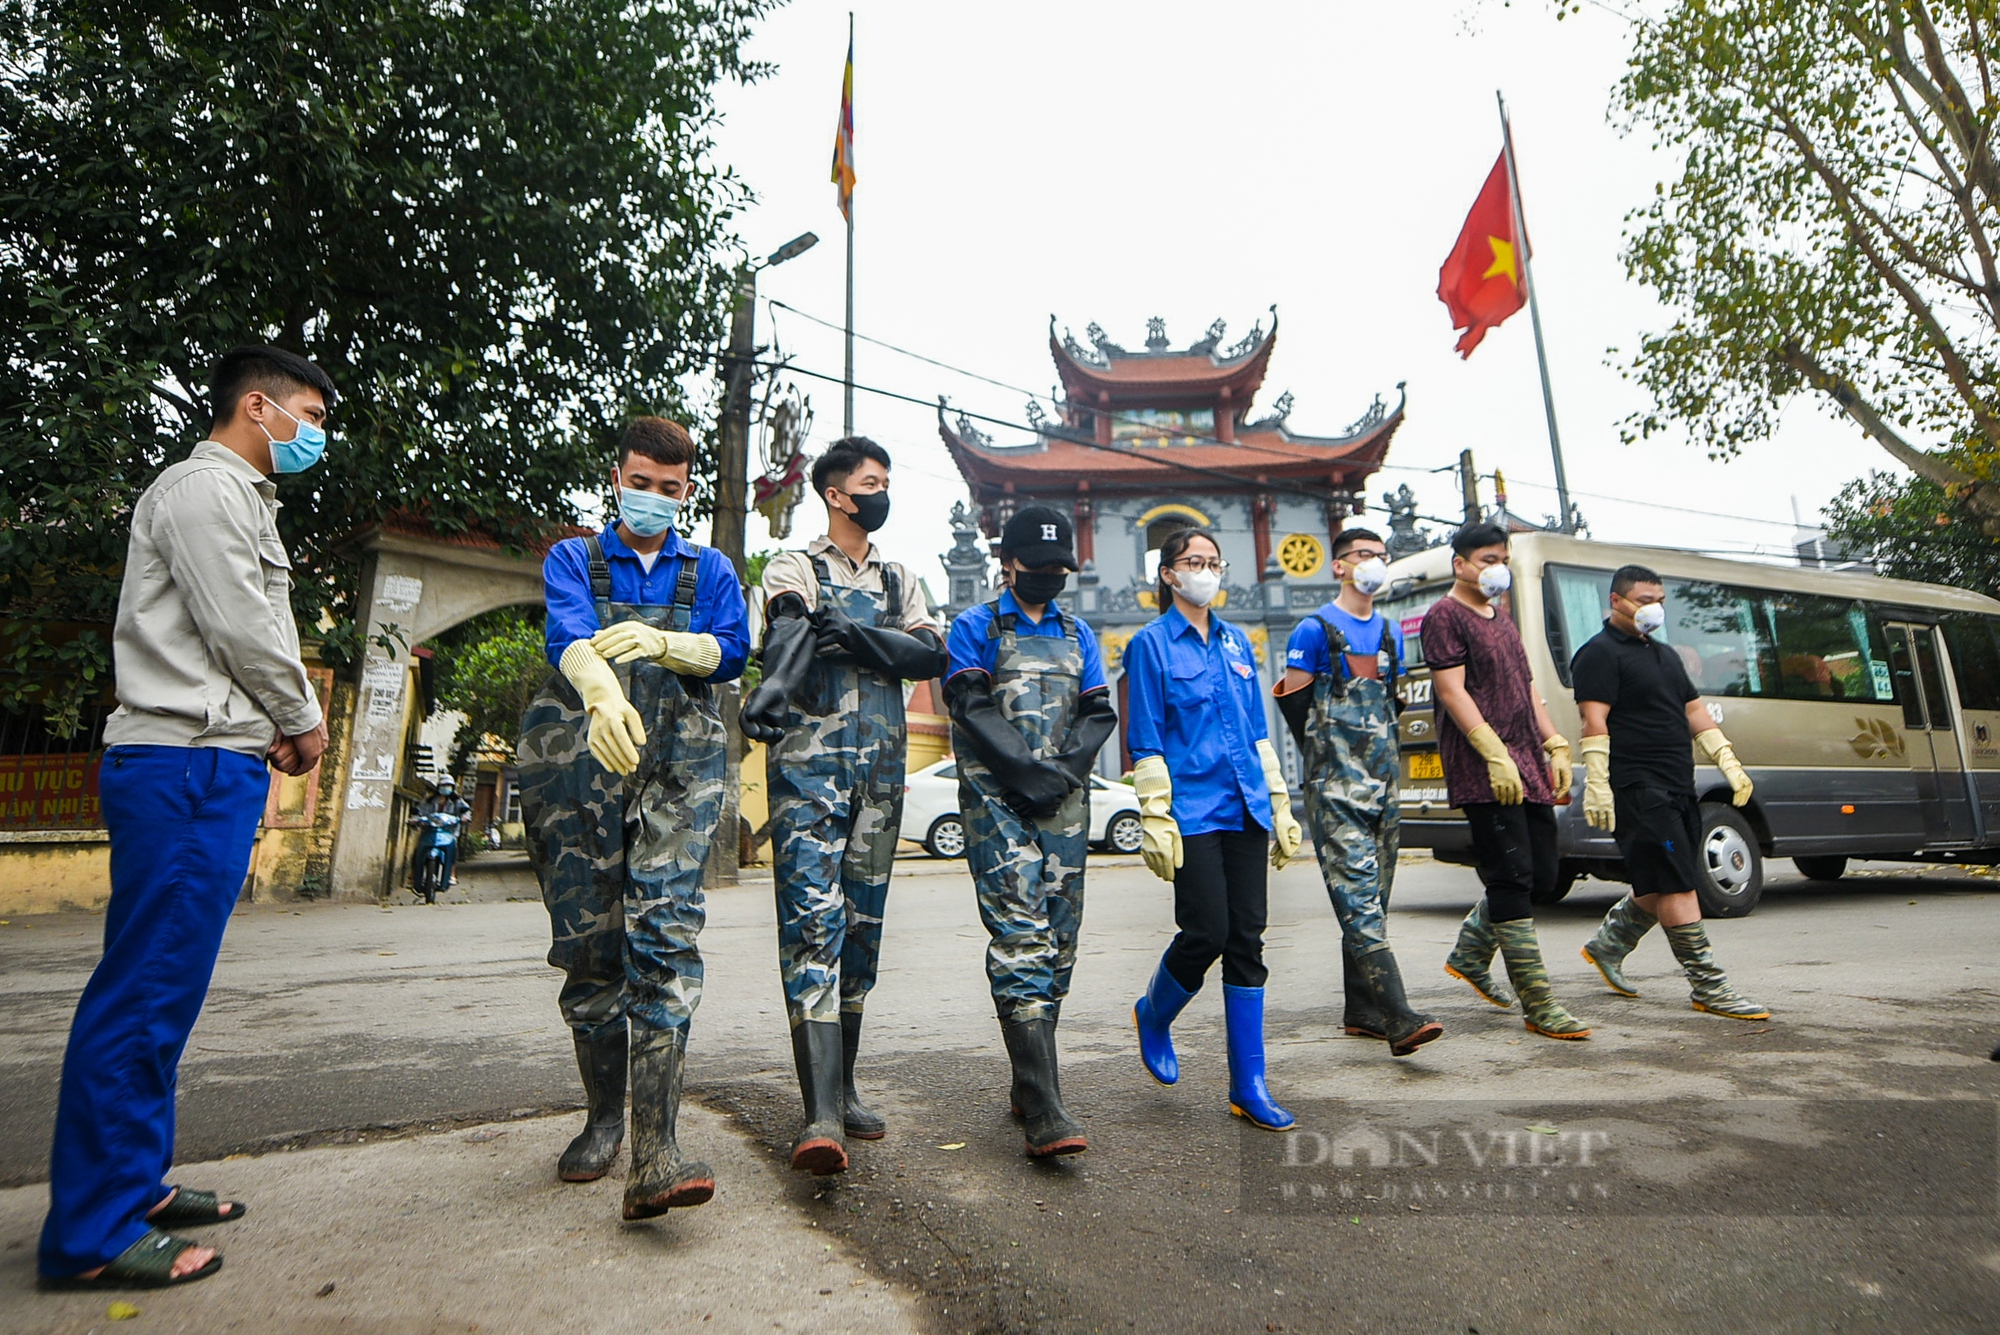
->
[[1222, 984, 1294, 1131], [1133, 955, 1198, 1086]]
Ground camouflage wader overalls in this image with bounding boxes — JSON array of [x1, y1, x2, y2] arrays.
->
[[517, 537, 728, 1042], [953, 602, 1090, 1026], [1302, 614, 1402, 959], [768, 555, 908, 1025]]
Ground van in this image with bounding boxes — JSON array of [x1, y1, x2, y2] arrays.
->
[[1382, 533, 2000, 916]]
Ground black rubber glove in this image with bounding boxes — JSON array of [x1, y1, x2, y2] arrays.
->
[[739, 598, 817, 743], [945, 670, 1077, 816], [814, 601, 949, 681], [1050, 687, 1118, 789]]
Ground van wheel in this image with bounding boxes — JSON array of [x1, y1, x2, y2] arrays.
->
[[1697, 804, 1764, 918], [1531, 860, 1582, 906], [924, 815, 967, 860], [1792, 855, 1847, 882]]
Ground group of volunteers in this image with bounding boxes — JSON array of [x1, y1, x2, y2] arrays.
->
[[37, 347, 1768, 1289]]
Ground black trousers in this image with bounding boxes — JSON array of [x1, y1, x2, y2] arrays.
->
[[1463, 802, 1559, 923], [1163, 827, 1271, 990]]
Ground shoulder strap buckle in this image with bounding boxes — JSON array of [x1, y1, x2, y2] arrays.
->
[[583, 536, 612, 603]]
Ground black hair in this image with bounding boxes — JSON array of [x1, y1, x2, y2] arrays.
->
[[208, 345, 337, 428], [1154, 526, 1221, 615], [1332, 526, 1385, 562], [618, 416, 696, 467], [1450, 522, 1510, 559], [810, 436, 892, 499], [1610, 564, 1662, 598]]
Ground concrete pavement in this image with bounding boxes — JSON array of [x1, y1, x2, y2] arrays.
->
[[3, 849, 1999, 1332]]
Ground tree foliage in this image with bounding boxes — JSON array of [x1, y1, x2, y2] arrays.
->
[[0, 0, 771, 706], [1616, 1, 2000, 527], [1823, 470, 2000, 591], [431, 606, 549, 769]]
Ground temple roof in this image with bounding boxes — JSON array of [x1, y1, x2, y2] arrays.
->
[[1051, 311, 1277, 406], [938, 386, 1405, 496]]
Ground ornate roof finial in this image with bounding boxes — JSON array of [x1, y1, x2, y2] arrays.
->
[[1061, 326, 1107, 368], [1024, 398, 1047, 430], [1145, 316, 1168, 352], [1086, 322, 1126, 356]]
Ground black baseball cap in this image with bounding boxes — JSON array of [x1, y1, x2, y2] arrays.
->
[[1000, 505, 1077, 570]]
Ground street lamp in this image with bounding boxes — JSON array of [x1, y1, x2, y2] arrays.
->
[[763, 232, 819, 269]]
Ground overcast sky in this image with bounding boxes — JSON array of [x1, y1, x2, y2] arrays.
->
[[703, 0, 1898, 597]]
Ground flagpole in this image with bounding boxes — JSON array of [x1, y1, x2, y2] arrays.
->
[[842, 11, 856, 438], [1496, 91, 1576, 535]]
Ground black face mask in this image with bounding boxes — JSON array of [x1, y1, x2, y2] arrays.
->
[[843, 489, 891, 532], [1011, 570, 1069, 605]]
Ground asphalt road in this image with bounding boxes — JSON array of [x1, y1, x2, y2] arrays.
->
[[4, 850, 1999, 1333]]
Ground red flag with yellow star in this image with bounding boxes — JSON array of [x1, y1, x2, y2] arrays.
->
[[1438, 152, 1526, 357]]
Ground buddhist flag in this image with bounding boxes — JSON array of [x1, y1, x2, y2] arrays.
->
[[831, 32, 855, 220], [1437, 151, 1527, 358]]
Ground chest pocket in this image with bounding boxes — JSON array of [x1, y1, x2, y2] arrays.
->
[[1167, 641, 1212, 708], [257, 532, 293, 608]]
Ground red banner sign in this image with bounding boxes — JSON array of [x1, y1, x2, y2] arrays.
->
[[0, 753, 104, 830]]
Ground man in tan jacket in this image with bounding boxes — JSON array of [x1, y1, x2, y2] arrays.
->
[[39, 346, 333, 1291]]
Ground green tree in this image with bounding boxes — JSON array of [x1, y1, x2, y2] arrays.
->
[[0, 0, 773, 716], [1823, 471, 2000, 592], [431, 607, 549, 769], [1616, 2, 2000, 529]]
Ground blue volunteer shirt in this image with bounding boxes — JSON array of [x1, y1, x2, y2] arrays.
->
[[945, 589, 1108, 693], [1285, 601, 1404, 679], [1123, 606, 1272, 836], [542, 525, 750, 681]]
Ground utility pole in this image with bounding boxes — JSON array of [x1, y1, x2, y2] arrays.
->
[[1460, 449, 1483, 524], [1497, 91, 1577, 534], [711, 267, 758, 580], [842, 12, 856, 437]]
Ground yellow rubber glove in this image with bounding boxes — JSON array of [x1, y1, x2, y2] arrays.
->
[[1695, 728, 1753, 806], [1579, 733, 1614, 831], [1465, 723, 1524, 805], [560, 641, 646, 776], [1543, 732, 1573, 802], [590, 623, 722, 677], [1131, 755, 1183, 884], [1256, 739, 1303, 870]]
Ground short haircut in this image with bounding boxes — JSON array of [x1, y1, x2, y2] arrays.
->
[[1610, 564, 1662, 598], [208, 345, 337, 428], [618, 416, 696, 468], [1451, 522, 1510, 558], [1332, 526, 1385, 561], [811, 436, 892, 498]]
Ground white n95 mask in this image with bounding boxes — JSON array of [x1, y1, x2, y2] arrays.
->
[[1477, 564, 1512, 599], [1350, 558, 1389, 595]]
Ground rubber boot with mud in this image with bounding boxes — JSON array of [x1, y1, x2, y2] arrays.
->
[[1492, 918, 1591, 1040], [1580, 894, 1656, 997], [622, 1028, 714, 1218], [557, 1028, 626, 1182], [1664, 921, 1770, 1020], [788, 1020, 850, 1175], [840, 1009, 886, 1140], [1444, 899, 1517, 1009], [1222, 984, 1294, 1131], [1340, 947, 1387, 1039], [1002, 1019, 1087, 1157], [1354, 949, 1444, 1056], [1134, 952, 1198, 1086]]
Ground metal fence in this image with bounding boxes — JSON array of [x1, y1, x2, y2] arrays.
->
[[0, 702, 113, 831]]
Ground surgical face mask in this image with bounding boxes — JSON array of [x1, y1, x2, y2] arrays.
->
[[1477, 563, 1512, 599], [1347, 556, 1389, 595], [1173, 566, 1222, 608], [259, 398, 328, 474], [842, 489, 891, 532], [619, 487, 681, 537], [1632, 601, 1667, 634], [1011, 570, 1069, 605]]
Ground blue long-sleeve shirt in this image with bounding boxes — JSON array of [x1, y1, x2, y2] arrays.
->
[[1122, 606, 1272, 836], [541, 526, 748, 682], [945, 590, 1108, 692]]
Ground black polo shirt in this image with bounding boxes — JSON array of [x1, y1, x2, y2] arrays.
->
[[1570, 621, 1700, 791]]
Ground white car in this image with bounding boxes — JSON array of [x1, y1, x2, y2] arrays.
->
[[902, 757, 1145, 859]]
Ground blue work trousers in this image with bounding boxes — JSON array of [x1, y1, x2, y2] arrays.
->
[[39, 744, 268, 1277]]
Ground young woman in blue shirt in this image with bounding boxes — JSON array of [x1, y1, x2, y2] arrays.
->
[[1125, 527, 1303, 1131]]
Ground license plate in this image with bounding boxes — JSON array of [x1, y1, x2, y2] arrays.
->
[[1406, 752, 1443, 781]]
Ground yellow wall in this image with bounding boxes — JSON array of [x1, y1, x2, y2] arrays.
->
[[0, 838, 111, 915]]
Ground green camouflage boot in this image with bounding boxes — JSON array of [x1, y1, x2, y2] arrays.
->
[[1492, 919, 1591, 1040], [1580, 895, 1657, 997], [1443, 900, 1516, 1009], [1663, 922, 1770, 1020]]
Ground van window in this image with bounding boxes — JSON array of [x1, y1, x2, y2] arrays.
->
[[1663, 580, 1771, 697], [1544, 566, 1612, 686], [1941, 613, 2000, 712], [1760, 593, 1893, 702], [1376, 585, 1447, 671]]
